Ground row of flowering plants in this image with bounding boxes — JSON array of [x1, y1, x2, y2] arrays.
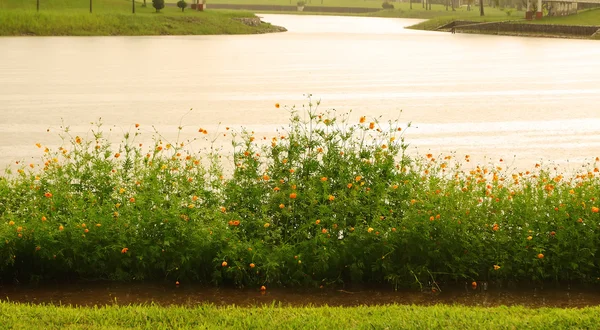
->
[[1, 99, 600, 289]]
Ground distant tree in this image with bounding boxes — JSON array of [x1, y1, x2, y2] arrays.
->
[[153, 0, 165, 12], [480, 0, 485, 15], [36, 0, 39, 12], [177, 0, 188, 11]]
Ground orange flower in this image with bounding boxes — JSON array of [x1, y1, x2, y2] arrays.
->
[[260, 285, 266, 291], [114, 153, 120, 158], [228, 220, 234, 226], [175, 281, 180, 286], [233, 220, 240, 226], [44, 192, 53, 198], [222, 261, 228, 267], [84, 229, 89, 233], [58, 225, 64, 231], [279, 204, 285, 209], [135, 123, 140, 128], [592, 206, 599, 213], [220, 206, 226, 213], [81, 223, 86, 228], [262, 174, 270, 181], [392, 227, 397, 232], [274, 187, 280, 192], [192, 195, 198, 201], [537, 253, 544, 259], [35, 143, 41, 148], [121, 247, 128, 254], [355, 176, 362, 182], [471, 281, 477, 289], [493, 265, 501, 270], [359, 116, 366, 123], [8, 221, 15, 226], [16, 226, 22, 232], [289, 193, 297, 199], [249, 263, 255, 268], [369, 122, 375, 129], [129, 197, 135, 203], [320, 177, 327, 182], [321, 228, 327, 234], [492, 224, 499, 231], [315, 219, 320, 225], [347, 183, 353, 189], [328, 195, 335, 201], [392, 185, 398, 189], [275, 103, 280, 108]]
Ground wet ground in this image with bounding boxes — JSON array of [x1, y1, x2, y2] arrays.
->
[[1, 282, 600, 308]]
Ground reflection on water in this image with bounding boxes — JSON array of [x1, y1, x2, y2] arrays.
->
[[1, 282, 600, 308], [1, 14, 600, 170]]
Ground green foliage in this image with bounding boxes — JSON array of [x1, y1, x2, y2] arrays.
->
[[152, 0, 165, 12], [382, 1, 394, 9], [2, 302, 600, 329], [1, 100, 600, 289], [177, 0, 188, 11]]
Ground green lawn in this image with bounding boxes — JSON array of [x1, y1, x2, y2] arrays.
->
[[2, 302, 600, 329], [0, 0, 285, 35], [528, 8, 600, 25]]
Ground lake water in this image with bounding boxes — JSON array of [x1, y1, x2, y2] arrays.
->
[[1, 14, 600, 171]]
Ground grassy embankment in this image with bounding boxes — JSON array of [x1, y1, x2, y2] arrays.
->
[[2, 302, 600, 329], [407, 7, 600, 37], [0, 0, 285, 36]]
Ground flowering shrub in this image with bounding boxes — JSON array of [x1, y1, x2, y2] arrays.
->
[[1, 99, 600, 289]]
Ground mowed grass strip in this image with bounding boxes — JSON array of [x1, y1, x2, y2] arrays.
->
[[1, 302, 600, 329]]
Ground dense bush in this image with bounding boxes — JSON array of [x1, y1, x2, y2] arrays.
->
[[382, 1, 395, 9], [1, 100, 600, 289], [177, 0, 187, 12], [152, 0, 164, 12]]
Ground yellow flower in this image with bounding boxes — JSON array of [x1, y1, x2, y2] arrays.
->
[[493, 265, 501, 270], [527, 236, 533, 240], [264, 223, 270, 228], [367, 227, 374, 233], [8, 221, 15, 226]]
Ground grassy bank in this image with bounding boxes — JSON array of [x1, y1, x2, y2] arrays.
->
[[2, 302, 600, 329], [0, 0, 285, 36], [1, 101, 600, 288], [406, 7, 600, 39], [528, 8, 600, 26]]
